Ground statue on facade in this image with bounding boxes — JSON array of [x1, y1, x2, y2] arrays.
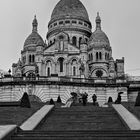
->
[[79, 59, 85, 75]]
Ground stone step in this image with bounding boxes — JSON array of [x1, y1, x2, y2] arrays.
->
[[12, 131, 140, 140]]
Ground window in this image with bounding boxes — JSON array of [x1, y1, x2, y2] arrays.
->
[[58, 57, 64, 72], [84, 23, 88, 27], [91, 53, 93, 60], [59, 21, 63, 25], [89, 54, 90, 61], [85, 38, 88, 43], [72, 36, 77, 46], [47, 67, 50, 76], [79, 37, 82, 46], [65, 20, 70, 24], [99, 52, 102, 60], [105, 53, 107, 60], [79, 21, 83, 25], [29, 55, 31, 63], [59, 35, 64, 40], [22, 56, 26, 64], [96, 52, 98, 60], [72, 20, 77, 24], [32, 55, 35, 63], [108, 53, 110, 60], [54, 23, 57, 26], [73, 66, 76, 76]]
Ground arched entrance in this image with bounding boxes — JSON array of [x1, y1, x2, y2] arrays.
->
[[58, 57, 64, 72]]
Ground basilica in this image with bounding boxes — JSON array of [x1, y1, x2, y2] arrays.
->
[[12, 0, 125, 80]]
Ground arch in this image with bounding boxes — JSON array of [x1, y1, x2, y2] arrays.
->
[[45, 57, 55, 65], [58, 57, 64, 72], [91, 67, 109, 78], [68, 57, 79, 64], [46, 60, 51, 65], [71, 59, 77, 65], [72, 36, 77, 46]]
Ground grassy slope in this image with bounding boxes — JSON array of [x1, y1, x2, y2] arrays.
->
[[122, 102, 140, 120], [0, 102, 45, 125]]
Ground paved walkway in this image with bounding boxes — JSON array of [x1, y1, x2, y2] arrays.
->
[[20, 105, 54, 131], [0, 125, 17, 139], [112, 104, 140, 130]]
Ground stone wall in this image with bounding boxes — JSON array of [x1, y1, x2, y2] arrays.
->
[[0, 83, 128, 104]]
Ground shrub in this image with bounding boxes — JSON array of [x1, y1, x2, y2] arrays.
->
[[20, 92, 31, 108], [108, 97, 113, 103], [135, 92, 140, 106], [49, 98, 55, 105], [57, 95, 62, 103]]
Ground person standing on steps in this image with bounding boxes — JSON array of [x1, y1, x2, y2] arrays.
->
[[92, 94, 97, 106], [82, 92, 88, 106]]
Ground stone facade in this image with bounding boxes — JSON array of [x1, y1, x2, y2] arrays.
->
[[12, 0, 124, 79], [5, 0, 128, 104]]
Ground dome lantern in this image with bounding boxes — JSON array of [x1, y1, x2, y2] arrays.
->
[[96, 12, 101, 30], [32, 15, 38, 32]]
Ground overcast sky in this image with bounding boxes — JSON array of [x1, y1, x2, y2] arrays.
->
[[0, 0, 140, 76]]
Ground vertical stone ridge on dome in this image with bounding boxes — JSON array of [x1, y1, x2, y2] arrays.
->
[[50, 0, 90, 23], [32, 15, 38, 32]]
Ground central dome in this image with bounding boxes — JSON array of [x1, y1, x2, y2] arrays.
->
[[50, 0, 90, 23]]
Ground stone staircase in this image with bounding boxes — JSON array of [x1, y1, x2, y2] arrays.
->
[[11, 105, 140, 140]]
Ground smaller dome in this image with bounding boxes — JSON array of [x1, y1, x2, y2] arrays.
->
[[24, 32, 44, 47], [89, 13, 110, 46], [89, 29, 110, 45], [24, 16, 44, 47]]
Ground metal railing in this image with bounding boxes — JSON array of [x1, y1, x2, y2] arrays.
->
[[0, 76, 128, 84]]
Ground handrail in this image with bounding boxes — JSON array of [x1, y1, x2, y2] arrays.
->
[[0, 76, 128, 84]]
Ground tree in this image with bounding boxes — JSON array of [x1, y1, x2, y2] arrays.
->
[[57, 95, 62, 103], [49, 98, 55, 105], [20, 92, 31, 108], [135, 92, 140, 106], [108, 97, 113, 103]]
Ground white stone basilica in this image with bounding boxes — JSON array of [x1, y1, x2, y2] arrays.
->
[[12, 0, 124, 80]]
